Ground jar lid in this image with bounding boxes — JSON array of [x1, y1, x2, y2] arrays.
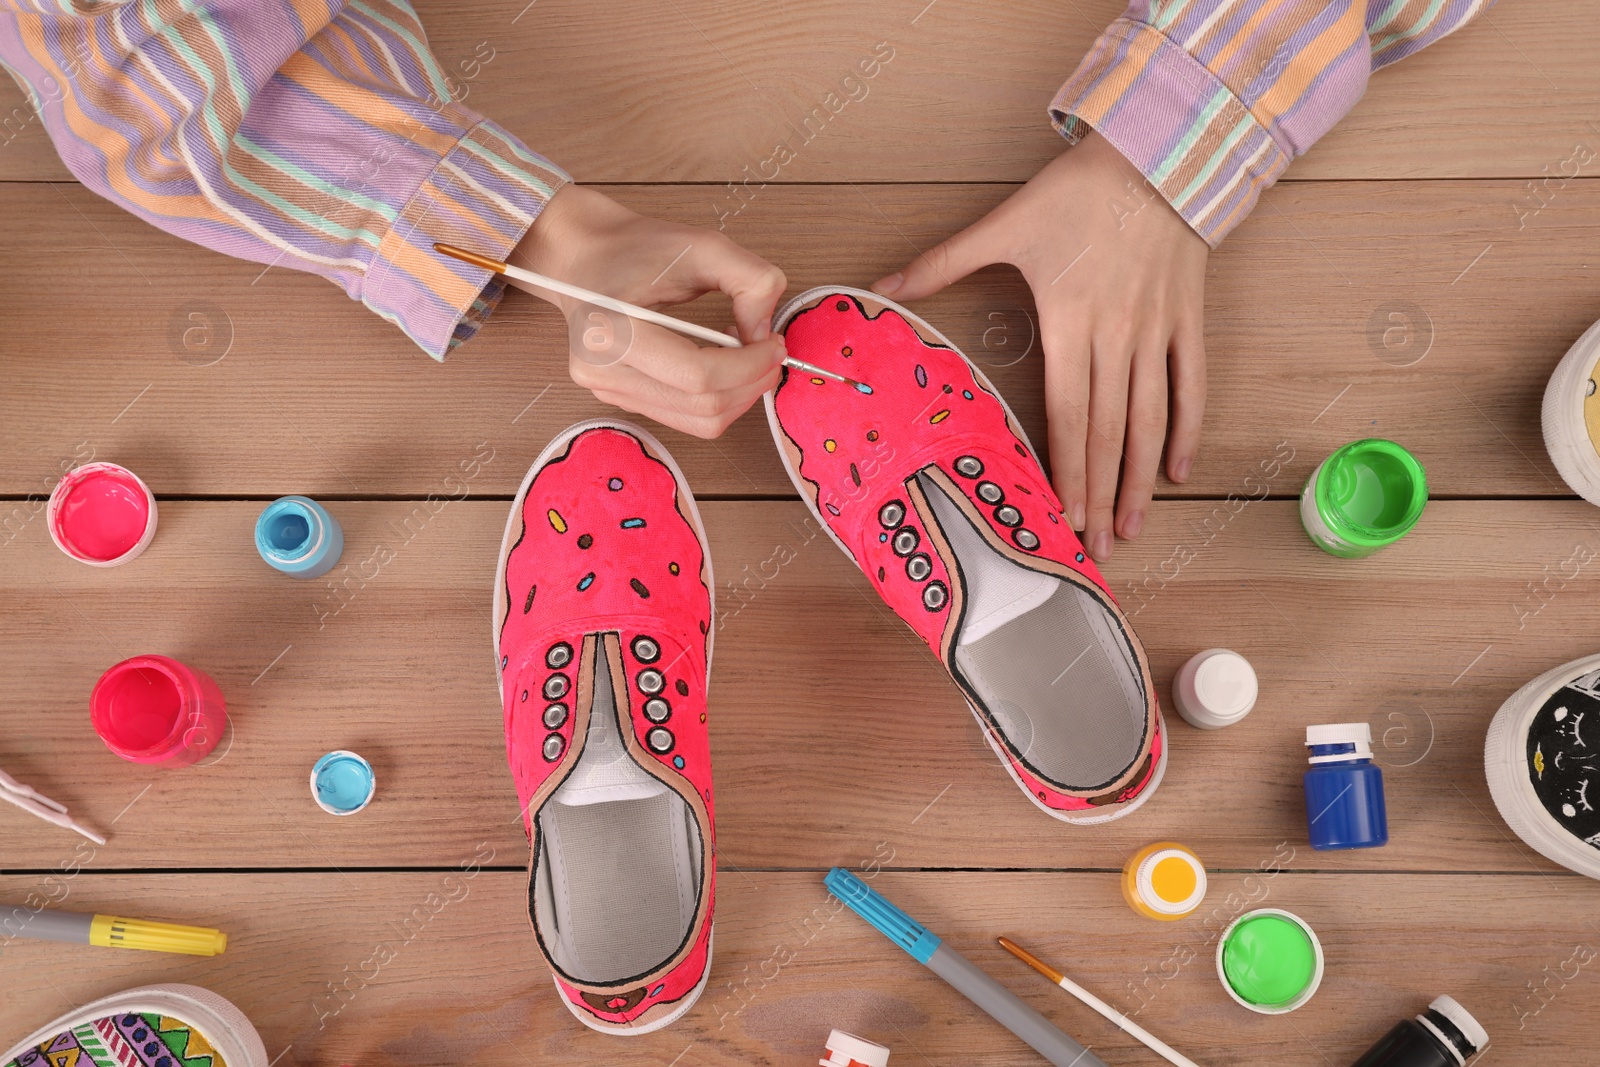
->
[[1429, 995, 1489, 1053], [1193, 652, 1259, 718], [1306, 722, 1373, 761], [821, 1030, 890, 1067], [1133, 847, 1207, 916]]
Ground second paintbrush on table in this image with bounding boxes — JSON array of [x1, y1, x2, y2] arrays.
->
[[434, 243, 872, 394], [999, 936, 1204, 1067]]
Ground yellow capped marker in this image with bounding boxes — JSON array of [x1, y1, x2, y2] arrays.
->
[[3, 906, 226, 957]]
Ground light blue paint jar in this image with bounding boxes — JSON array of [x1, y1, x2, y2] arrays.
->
[[311, 750, 375, 816], [255, 496, 343, 578]]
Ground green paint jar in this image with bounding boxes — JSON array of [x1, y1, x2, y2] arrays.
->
[[1300, 439, 1427, 558], [1216, 908, 1324, 1014]]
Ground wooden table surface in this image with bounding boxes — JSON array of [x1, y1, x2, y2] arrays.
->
[[4, 2, 1598, 1065]]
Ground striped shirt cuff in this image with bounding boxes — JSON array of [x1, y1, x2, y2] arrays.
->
[[1049, 19, 1289, 248], [365, 117, 570, 360]]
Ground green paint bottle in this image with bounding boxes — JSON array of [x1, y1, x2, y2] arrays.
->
[[1300, 439, 1428, 558], [1216, 909, 1324, 1014]]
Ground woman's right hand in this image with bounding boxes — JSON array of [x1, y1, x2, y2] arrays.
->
[[509, 185, 789, 438]]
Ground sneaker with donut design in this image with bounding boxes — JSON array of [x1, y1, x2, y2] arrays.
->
[[494, 420, 715, 1034], [765, 288, 1165, 823]]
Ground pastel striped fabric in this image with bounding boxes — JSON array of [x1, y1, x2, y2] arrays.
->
[[1052, 0, 1494, 246], [0, 0, 569, 358]]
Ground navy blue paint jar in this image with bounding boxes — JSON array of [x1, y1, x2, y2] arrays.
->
[[1304, 722, 1388, 851]]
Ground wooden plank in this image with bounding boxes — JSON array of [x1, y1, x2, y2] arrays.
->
[[1, 179, 1594, 500], [4, 499, 1600, 874], [1, 871, 1593, 1065], [0, 1, 1590, 183]]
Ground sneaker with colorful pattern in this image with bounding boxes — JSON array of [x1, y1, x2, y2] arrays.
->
[[494, 420, 715, 1033], [3, 984, 267, 1067], [765, 288, 1165, 823]]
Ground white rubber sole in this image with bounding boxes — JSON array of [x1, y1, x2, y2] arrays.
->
[[1485, 652, 1600, 880], [763, 286, 1162, 824], [2, 985, 267, 1067], [1541, 317, 1600, 505], [492, 418, 717, 1034]]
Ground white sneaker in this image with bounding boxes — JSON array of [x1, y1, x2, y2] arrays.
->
[[3, 984, 267, 1067], [1540, 317, 1600, 504], [1485, 652, 1600, 879]]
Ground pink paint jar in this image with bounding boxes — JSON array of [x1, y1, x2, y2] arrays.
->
[[48, 463, 158, 566], [90, 655, 227, 766]]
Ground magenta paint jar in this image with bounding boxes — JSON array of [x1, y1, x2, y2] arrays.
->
[[90, 655, 227, 766], [47, 463, 158, 567]]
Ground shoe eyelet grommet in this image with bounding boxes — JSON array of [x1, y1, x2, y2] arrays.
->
[[892, 527, 920, 557], [1014, 528, 1040, 551], [995, 505, 1022, 528], [647, 726, 674, 753], [542, 734, 565, 762], [644, 697, 671, 723], [879, 500, 906, 529], [976, 481, 1004, 505], [543, 702, 569, 729], [546, 642, 572, 669], [638, 669, 665, 695], [631, 636, 660, 663], [923, 581, 948, 611], [954, 456, 984, 478], [543, 674, 569, 700], [905, 553, 932, 581]]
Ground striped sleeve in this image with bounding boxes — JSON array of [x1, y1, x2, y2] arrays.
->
[[0, 0, 569, 359], [1049, 0, 1494, 247]]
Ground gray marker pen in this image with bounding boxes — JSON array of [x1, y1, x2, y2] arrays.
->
[[825, 867, 1107, 1067]]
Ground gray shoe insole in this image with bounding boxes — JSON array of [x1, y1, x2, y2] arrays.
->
[[922, 474, 1146, 789], [534, 649, 701, 984]]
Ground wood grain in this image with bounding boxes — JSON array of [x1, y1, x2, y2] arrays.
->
[[4, 499, 1599, 874], [2, 871, 1594, 1066], [0, 0, 1587, 183], [1, 179, 1594, 500]]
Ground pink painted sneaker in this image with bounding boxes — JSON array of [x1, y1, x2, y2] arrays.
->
[[766, 288, 1165, 823], [494, 420, 715, 1034]]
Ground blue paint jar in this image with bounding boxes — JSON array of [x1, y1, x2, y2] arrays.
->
[[255, 496, 343, 578], [1304, 722, 1388, 851]]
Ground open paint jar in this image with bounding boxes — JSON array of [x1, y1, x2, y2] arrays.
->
[[1122, 842, 1207, 920], [255, 496, 343, 578], [48, 463, 158, 566], [90, 655, 228, 766], [1216, 908, 1324, 1014], [1300, 439, 1427, 558], [311, 750, 375, 816]]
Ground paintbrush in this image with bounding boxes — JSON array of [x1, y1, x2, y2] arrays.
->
[[998, 937, 1204, 1067], [434, 243, 872, 394], [0, 767, 105, 845]]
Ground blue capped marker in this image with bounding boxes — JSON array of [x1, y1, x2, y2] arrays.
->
[[825, 868, 1107, 1067]]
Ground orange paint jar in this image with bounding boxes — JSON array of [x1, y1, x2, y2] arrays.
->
[[1121, 842, 1207, 921]]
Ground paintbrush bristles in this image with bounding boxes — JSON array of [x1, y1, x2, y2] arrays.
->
[[998, 936, 1066, 984]]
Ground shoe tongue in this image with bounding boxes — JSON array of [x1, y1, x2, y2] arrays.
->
[[553, 648, 668, 808], [918, 473, 1057, 645]]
